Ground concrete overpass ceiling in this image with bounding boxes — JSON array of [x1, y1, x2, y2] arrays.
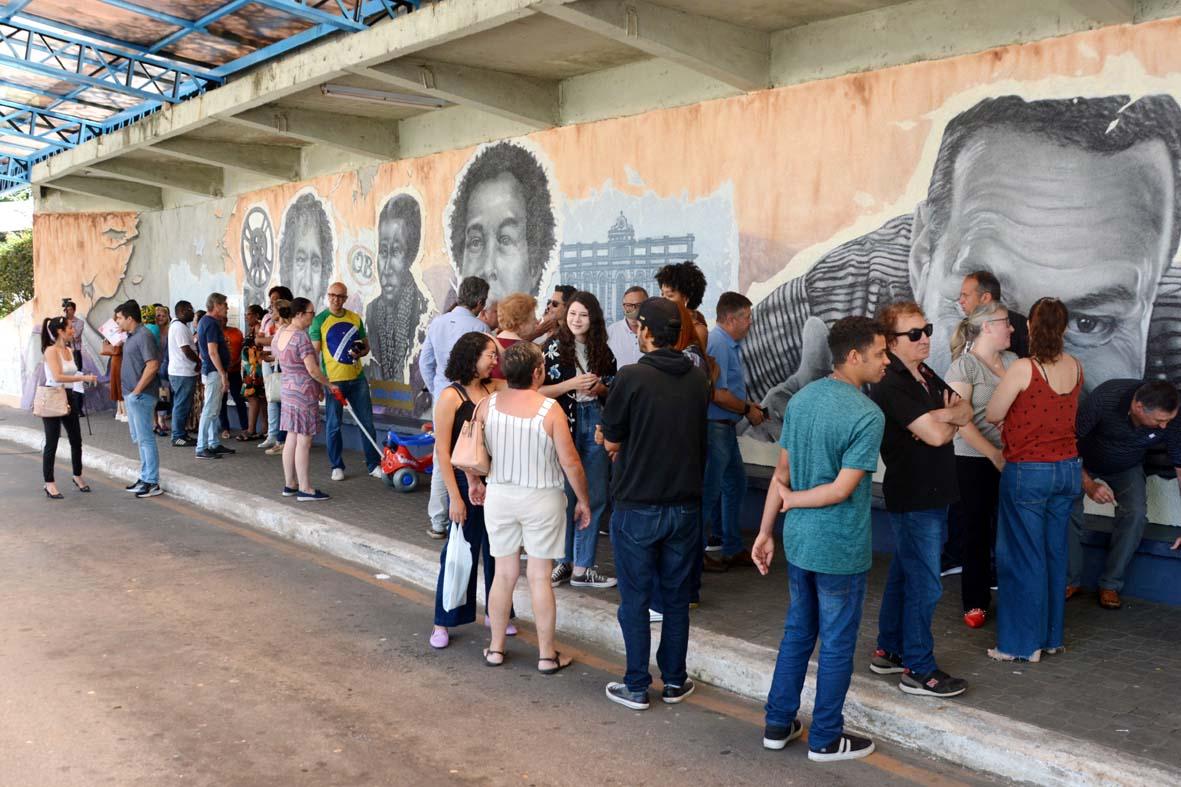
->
[[185, 121, 306, 147], [276, 72, 437, 120], [665, 0, 916, 31]]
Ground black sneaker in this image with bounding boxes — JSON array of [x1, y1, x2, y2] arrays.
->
[[661, 679, 695, 704], [296, 489, 330, 502], [551, 562, 573, 587], [808, 733, 875, 762], [171, 436, 197, 447], [570, 567, 617, 588], [899, 669, 968, 698], [705, 535, 724, 553], [195, 449, 221, 460], [125, 479, 146, 493], [869, 648, 904, 675], [211, 445, 236, 455], [135, 483, 163, 498], [605, 682, 649, 710], [281, 486, 298, 497], [762, 719, 804, 750]]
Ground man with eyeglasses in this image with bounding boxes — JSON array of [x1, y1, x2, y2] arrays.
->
[[531, 284, 576, 345], [868, 301, 971, 699], [606, 287, 649, 368], [310, 282, 383, 482]]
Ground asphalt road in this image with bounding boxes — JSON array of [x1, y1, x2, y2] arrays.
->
[[0, 444, 994, 786]]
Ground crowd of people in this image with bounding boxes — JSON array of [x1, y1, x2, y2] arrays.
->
[[34, 261, 1181, 765]]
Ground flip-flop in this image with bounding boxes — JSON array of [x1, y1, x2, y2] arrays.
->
[[538, 651, 573, 675], [483, 648, 505, 667]]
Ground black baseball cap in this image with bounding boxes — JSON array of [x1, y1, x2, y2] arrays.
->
[[636, 297, 681, 337]]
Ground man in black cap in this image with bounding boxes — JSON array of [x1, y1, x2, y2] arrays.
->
[[599, 297, 711, 711]]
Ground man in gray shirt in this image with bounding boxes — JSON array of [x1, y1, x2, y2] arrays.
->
[[113, 299, 163, 498]]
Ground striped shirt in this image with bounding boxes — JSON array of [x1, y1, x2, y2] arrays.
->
[[484, 393, 564, 489]]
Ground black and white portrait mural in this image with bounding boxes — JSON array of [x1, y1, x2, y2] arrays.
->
[[240, 205, 274, 311], [743, 93, 1181, 441], [279, 190, 335, 310], [366, 192, 430, 382], [446, 140, 559, 300]]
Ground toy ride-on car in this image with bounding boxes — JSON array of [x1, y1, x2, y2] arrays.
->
[[381, 427, 434, 492]]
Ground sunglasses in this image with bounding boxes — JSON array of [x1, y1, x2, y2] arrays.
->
[[892, 323, 934, 342], [547, 299, 563, 309]]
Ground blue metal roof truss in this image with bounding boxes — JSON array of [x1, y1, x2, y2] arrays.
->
[[0, 0, 421, 195]]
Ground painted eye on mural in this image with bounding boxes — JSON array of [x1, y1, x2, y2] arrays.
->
[[1068, 313, 1118, 345], [465, 230, 485, 253]]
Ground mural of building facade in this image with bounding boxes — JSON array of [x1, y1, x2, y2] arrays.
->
[[560, 213, 697, 323]]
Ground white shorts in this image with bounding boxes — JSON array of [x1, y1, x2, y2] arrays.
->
[[484, 483, 567, 559]]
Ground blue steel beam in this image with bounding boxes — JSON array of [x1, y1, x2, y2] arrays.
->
[[0, 77, 120, 111], [146, 0, 254, 55], [0, 1, 35, 23], [0, 156, 32, 185], [252, 0, 366, 31]]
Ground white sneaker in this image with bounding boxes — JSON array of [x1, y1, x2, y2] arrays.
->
[[649, 609, 664, 623], [370, 466, 384, 479], [257, 438, 276, 449], [330, 468, 345, 481]]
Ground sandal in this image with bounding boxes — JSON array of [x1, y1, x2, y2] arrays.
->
[[483, 648, 505, 667], [538, 651, 573, 674]]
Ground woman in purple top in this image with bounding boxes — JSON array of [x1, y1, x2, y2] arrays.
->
[[273, 297, 339, 502]]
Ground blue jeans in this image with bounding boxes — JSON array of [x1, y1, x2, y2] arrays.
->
[[324, 376, 381, 472], [611, 502, 701, 692], [877, 508, 945, 675], [433, 476, 514, 626], [168, 374, 196, 440], [1067, 465, 1146, 592], [563, 401, 609, 568], [196, 372, 223, 452], [766, 566, 867, 751], [702, 421, 747, 557], [997, 459, 1081, 658], [266, 398, 285, 443], [125, 391, 159, 484]]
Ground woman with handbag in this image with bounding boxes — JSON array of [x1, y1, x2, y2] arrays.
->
[[39, 317, 97, 498], [428, 331, 514, 649]]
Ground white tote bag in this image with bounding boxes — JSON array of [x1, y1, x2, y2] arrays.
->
[[441, 521, 473, 612]]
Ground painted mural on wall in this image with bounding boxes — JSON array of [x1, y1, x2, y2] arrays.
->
[[19, 15, 1181, 494]]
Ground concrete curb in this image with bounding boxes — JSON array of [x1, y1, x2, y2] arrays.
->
[[7, 423, 1177, 787]]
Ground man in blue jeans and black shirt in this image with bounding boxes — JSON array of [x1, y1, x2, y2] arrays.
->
[[600, 297, 710, 711], [1067, 379, 1181, 609], [753, 316, 887, 762]]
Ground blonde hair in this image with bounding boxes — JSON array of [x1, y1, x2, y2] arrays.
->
[[497, 292, 537, 332], [951, 301, 1007, 360]]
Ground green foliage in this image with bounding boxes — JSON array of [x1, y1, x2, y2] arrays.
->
[[0, 188, 30, 203], [0, 230, 33, 318]]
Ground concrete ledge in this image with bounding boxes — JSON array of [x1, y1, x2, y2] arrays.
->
[[5, 422, 1178, 787]]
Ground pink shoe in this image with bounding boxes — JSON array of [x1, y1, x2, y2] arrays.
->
[[485, 617, 517, 636], [429, 627, 449, 649]]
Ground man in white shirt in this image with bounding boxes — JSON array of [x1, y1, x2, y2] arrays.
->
[[167, 300, 201, 446], [606, 286, 648, 368]]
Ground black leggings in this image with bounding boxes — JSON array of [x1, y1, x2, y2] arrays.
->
[[953, 454, 1000, 612], [42, 390, 83, 483]]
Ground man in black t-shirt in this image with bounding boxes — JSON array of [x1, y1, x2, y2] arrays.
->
[[599, 298, 710, 712]]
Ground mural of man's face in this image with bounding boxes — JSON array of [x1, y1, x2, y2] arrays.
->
[[461, 171, 530, 300], [916, 127, 1175, 385], [291, 221, 328, 307], [378, 216, 410, 294]]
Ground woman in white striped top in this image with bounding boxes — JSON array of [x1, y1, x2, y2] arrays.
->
[[468, 341, 590, 672]]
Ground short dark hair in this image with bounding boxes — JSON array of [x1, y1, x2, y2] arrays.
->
[[967, 270, 1001, 302], [379, 193, 422, 265], [624, 286, 648, 298], [828, 316, 886, 366], [268, 285, 293, 301], [174, 299, 192, 314], [554, 284, 576, 303], [445, 331, 494, 384], [1135, 380, 1180, 413], [715, 291, 752, 322], [115, 299, 142, 323], [456, 276, 490, 311], [501, 340, 543, 389], [654, 261, 707, 310], [247, 304, 266, 321]]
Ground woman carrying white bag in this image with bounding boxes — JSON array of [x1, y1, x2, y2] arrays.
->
[[429, 332, 516, 649]]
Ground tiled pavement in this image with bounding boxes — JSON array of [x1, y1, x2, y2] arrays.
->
[[7, 404, 1180, 771]]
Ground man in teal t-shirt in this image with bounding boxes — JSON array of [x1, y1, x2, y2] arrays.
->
[[751, 316, 888, 763]]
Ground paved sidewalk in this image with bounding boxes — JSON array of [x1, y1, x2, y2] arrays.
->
[[7, 404, 1180, 783]]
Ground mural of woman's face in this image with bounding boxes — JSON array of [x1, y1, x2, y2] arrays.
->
[[378, 216, 410, 292], [461, 171, 530, 300], [292, 222, 327, 307]]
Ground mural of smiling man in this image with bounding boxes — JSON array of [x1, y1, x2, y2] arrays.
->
[[447, 140, 557, 301], [366, 192, 429, 382], [279, 191, 335, 311], [744, 93, 1181, 440]]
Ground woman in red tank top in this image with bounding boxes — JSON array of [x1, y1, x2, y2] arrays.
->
[[985, 298, 1083, 663]]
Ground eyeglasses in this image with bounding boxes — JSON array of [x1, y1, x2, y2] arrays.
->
[[303, 310, 315, 316], [327, 293, 347, 300], [621, 303, 641, 313], [892, 323, 934, 342]]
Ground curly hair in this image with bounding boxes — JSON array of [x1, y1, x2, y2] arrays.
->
[[448, 141, 556, 296], [497, 292, 537, 332], [876, 300, 926, 337], [378, 193, 422, 265], [555, 291, 612, 375], [279, 192, 334, 292], [1028, 297, 1068, 363], [655, 261, 707, 310], [445, 331, 495, 385]]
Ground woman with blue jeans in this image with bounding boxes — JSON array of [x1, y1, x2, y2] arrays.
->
[[986, 297, 1082, 663], [541, 291, 617, 590]]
